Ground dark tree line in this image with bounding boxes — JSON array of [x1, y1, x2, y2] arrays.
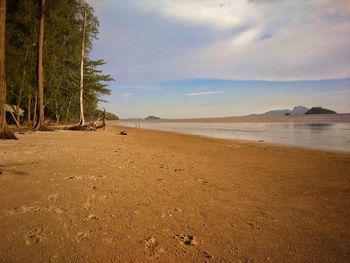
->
[[1, 0, 113, 136]]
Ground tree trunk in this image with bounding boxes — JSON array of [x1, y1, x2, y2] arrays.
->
[[16, 85, 23, 125], [54, 100, 60, 124], [37, 0, 46, 131], [0, 0, 16, 139], [16, 47, 29, 125], [78, 11, 87, 126], [33, 91, 37, 125], [56, 114, 59, 124], [65, 95, 72, 122], [27, 92, 31, 128]]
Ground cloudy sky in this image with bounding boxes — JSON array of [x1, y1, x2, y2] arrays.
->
[[86, 0, 350, 118]]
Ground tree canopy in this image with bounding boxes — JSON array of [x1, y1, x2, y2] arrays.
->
[[5, 0, 113, 124]]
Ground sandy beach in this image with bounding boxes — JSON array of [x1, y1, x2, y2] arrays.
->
[[0, 125, 349, 262]]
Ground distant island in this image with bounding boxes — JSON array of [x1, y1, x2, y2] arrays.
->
[[106, 112, 119, 120], [252, 106, 337, 116], [251, 106, 310, 116], [145, 115, 161, 120], [305, 107, 336, 114]]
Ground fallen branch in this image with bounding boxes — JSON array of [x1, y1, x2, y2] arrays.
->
[[64, 108, 106, 131], [95, 108, 106, 130]]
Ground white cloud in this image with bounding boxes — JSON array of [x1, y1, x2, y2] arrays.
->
[[230, 26, 262, 46], [183, 18, 350, 80], [185, 91, 223, 96], [88, 0, 350, 82], [134, 0, 350, 80], [136, 0, 258, 30]]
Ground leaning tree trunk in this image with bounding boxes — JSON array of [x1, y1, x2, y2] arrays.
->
[[0, 0, 16, 139], [78, 11, 87, 126], [36, 0, 46, 131]]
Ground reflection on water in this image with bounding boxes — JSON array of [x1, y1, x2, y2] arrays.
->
[[117, 121, 350, 152]]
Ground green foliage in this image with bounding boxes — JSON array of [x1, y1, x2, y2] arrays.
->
[[5, 0, 113, 123], [106, 112, 119, 120]]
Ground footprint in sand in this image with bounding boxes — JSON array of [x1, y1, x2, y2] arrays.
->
[[248, 222, 261, 230], [47, 194, 60, 202], [72, 232, 89, 243], [84, 214, 98, 221], [203, 251, 214, 260], [8, 206, 41, 215], [87, 175, 105, 181], [175, 234, 198, 246], [46, 206, 66, 215], [67, 175, 82, 181], [8, 205, 66, 216], [196, 178, 209, 185], [118, 161, 136, 169], [143, 237, 165, 258], [83, 195, 96, 210], [159, 164, 169, 169], [25, 229, 45, 246]]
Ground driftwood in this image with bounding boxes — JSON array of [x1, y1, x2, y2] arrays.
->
[[64, 108, 106, 131]]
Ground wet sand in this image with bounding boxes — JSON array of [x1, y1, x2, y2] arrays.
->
[[162, 113, 350, 123], [0, 125, 349, 262]]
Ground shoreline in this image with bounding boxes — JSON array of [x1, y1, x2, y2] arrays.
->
[[115, 121, 350, 154], [116, 122, 350, 155], [1, 125, 349, 262], [120, 113, 350, 123]]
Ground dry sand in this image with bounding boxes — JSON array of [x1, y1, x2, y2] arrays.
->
[[0, 124, 349, 262]]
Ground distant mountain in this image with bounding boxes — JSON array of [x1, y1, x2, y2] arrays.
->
[[256, 106, 309, 116], [292, 106, 309, 114], [305, 107, 336, 114], [261, 109, 291, 116], [145, 115, 161, 120]]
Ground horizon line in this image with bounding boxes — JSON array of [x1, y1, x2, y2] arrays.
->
[[113, 77, 350, 86]]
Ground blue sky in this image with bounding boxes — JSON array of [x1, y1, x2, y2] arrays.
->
[[86, 0, 350, 118]]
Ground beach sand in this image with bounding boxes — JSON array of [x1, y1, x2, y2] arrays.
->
[[0, 125, 349, 262]]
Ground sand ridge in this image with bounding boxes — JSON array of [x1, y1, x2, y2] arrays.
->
[[0, 125, 349, 262]]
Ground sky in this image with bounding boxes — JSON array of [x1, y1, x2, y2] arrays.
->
[[86, 0, 350, 118]]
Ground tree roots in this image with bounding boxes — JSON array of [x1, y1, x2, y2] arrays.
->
[[0, 125, 17, 140], [64, 108, 106, 131]]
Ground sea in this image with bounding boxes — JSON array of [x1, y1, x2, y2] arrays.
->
[[116, 120, 350, 153]]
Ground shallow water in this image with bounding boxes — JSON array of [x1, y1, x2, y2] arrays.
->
[[116, 121, 350, 152]]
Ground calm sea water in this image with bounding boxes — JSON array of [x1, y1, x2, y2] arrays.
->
[[116, 121, 350, 152]]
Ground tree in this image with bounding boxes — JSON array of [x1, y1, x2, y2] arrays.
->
[[78, 10, 87, 125], [76, 1, 99, 127], [4, 0, 113, 127], [36, 0, 46, 130], [6, 0, 39, 127], [0, 0, 16, 139]]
